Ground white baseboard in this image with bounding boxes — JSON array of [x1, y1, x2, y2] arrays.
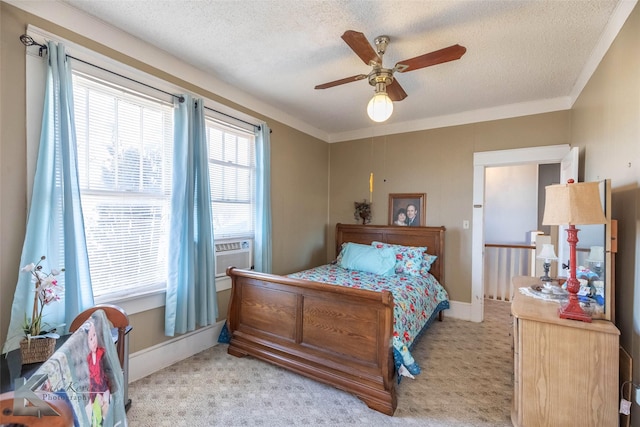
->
[[128, 320, 224, 383], [444, 300, 474, 321]]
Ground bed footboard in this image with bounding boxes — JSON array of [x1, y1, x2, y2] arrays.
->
[[226, 267, 397, 415]]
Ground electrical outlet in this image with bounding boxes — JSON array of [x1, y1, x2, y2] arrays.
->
[[463, 220, 470, 229]]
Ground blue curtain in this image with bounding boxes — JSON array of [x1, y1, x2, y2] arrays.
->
[[254, 124, 272, 273], [165, 95, 217, 336], [3, 42, 94, 353]]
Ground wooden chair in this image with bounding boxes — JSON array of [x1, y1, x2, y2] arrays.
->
[[71, 304, 132, 412], [0, 304, 129, 426], [69, 304, 129, 370]]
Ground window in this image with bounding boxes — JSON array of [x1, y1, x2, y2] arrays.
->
[[205, 118, 256, 240], [72, 72, 256, 302], [73, 72, 174, 300], [24, 28, 261, 310]]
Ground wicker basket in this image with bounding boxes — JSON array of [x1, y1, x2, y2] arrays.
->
[[19, 337, 56, 364]]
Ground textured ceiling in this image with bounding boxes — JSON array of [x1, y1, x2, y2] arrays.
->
[[50, 0, 633, 141]]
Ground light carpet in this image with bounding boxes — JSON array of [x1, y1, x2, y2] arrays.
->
[[127, 299, 513, 426]]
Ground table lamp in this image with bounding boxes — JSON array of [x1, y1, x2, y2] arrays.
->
[[585, 245, 605, 278], [542, 179, 606, 322], [536, 244, 557, 282]]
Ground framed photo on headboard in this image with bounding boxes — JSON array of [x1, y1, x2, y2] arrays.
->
[[388, 193, 426, 227]]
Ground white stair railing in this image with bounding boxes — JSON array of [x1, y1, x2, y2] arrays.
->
[[484, 244, 535, 301]]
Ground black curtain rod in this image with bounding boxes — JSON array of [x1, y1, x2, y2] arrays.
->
[[67, 55, 186, 104], [21, 34, 185, 103], [20, 34, 269, 133], [203, 105, 261, 130]]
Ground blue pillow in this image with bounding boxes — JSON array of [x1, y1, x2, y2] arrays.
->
[[338, 243, 396, 276]]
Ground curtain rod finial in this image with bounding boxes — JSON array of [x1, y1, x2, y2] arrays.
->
[[20, 34, 48, 57]]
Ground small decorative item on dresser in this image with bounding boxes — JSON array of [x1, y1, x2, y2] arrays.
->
[[18, 255, 64, 364]]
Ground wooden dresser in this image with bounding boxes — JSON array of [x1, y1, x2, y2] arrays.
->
[[511, 276, 619, 427]]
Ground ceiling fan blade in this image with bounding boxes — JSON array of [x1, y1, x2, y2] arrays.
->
[[341, 30, 381, 65], [315, 74, 368, 90], [395, 44, 467, 73], [386, 79, 408, 102]]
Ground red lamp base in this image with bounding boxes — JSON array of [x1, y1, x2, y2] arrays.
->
[[558, 298, 592, 323], [558, 224, 593, 323]]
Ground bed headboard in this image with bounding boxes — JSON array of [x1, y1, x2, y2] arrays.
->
[[335, 223, 446, 286]]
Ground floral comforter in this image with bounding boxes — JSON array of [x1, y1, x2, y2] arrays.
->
[[288, 264, 449, 379]]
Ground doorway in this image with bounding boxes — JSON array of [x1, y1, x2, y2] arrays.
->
[[470, 144, 577, 322]]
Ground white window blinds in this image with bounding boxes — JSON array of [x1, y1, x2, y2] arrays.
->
[[206, 118, 256, 239], [73, 72, 173, 300]]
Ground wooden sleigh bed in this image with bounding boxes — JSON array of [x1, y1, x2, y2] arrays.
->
[[225, 223, 447, 416]]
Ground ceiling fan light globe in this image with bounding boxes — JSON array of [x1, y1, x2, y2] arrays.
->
[[367, 92, 393, 122]]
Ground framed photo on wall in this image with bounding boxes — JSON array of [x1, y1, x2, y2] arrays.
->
[[388, 193, 426, 227]]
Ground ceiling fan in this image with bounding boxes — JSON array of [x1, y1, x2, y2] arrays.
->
[[315, 30, 467, 122]]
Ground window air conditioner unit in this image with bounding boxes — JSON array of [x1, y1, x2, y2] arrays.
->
[[215, 239, 253, 277]]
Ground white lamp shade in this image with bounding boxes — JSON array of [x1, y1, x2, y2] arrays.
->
[[586, 245, 605, 263], [537, 243, 558, 261], [367, 92, 393, 122]]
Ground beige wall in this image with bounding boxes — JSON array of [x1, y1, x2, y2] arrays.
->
[[1, 3, 29, 354], [329, 112, 571, 302], [269, 123, 330, 275], [0, 3, 329, 353]]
